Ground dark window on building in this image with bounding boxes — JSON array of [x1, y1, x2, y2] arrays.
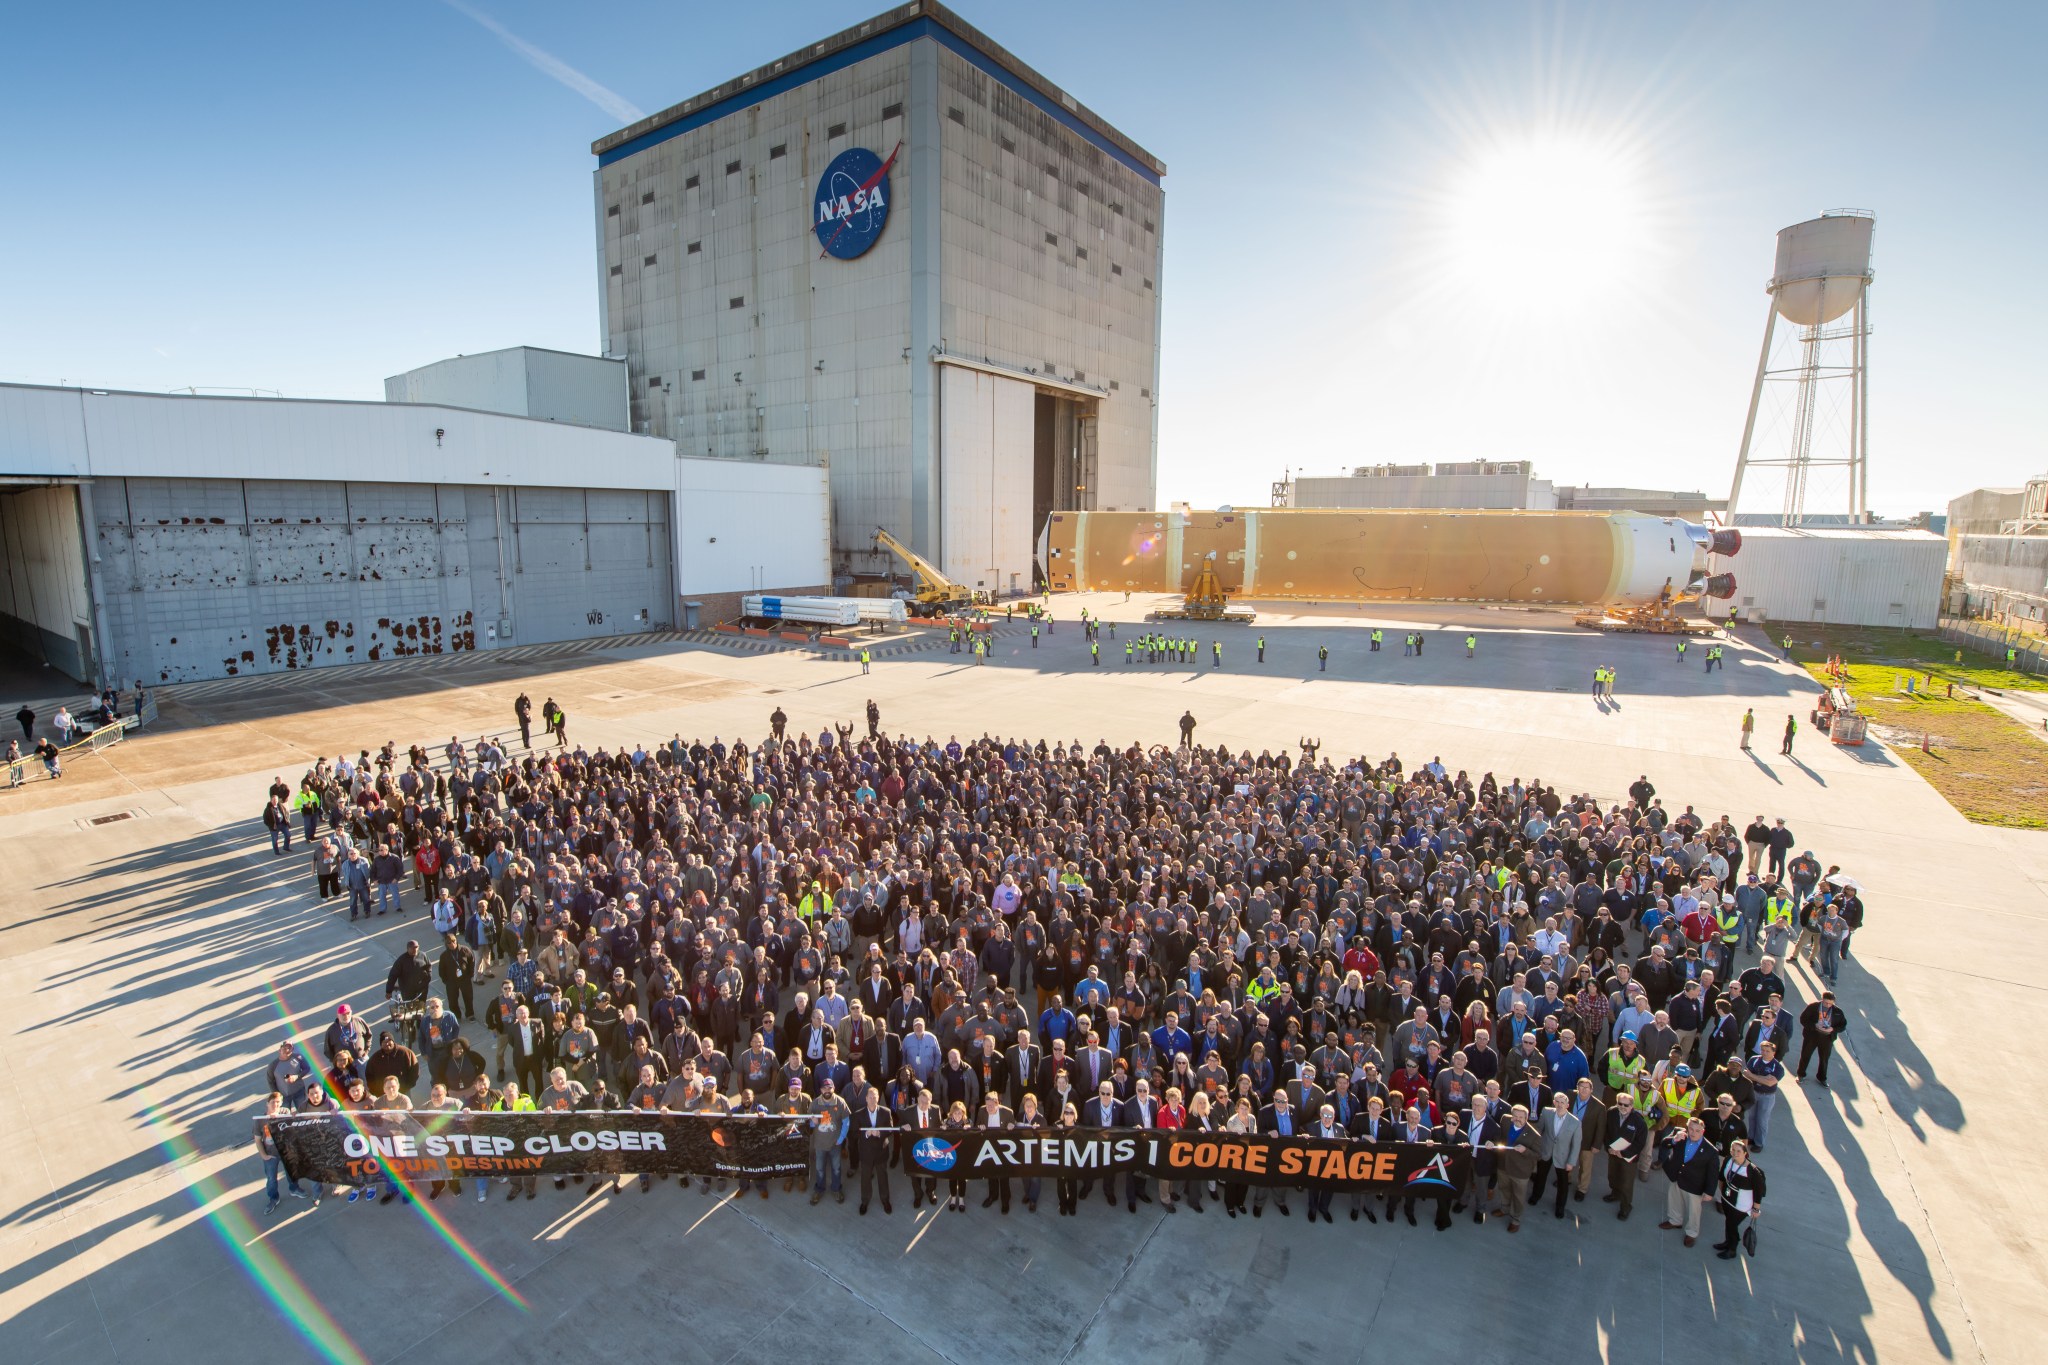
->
[[947, 107, 965, 125], [1044, 232, 1058, 246], [999, 135, 1015, 153], [1075, 246, 1087, 260], [882, 102, 903, 120], [644, 255, 656, 267], [729, 296, 745, 310], [691, 369, 706, 381], [1111, 263, 1123, 276], [1143, 278, 1154, 290], [1109, 380, 1120, 390], [1045, 165, 1059, 181], [1141, 388, 1151, 398], [685, 174, 700, 189], [686, 241, 701, 255], [725, 160, 741, 175], [1111, 202, 1123, 215], [606, 203, 620, 217], [1144, 218, 1155, 232], [1045, 360, 1058, 374], [609, 264, 622, 277], [1076, 183, 1089, 197], [1073, 370, 1085, 382], [828, 122, 847, 138], [770, 143, 787, 159], [640, 191, 654, 204], [648, 376, 663, 389]]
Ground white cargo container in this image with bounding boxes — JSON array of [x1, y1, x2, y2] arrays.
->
[[1709, 528, 1944, 628], [743, 595, 861, 627]]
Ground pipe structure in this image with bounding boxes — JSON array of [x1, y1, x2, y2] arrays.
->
[[1042, 509, 1739, 608]]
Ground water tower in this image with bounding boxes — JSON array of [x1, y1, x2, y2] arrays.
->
[[1727, 211, 1874, 524]]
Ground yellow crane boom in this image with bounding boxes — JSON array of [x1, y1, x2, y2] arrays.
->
[[872, 526, 974, 617]]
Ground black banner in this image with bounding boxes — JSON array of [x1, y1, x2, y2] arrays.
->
[[263, 1111, 811, 1186], [901, 1130, 1469, 1192]]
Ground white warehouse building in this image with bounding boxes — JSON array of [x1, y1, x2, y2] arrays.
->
[[592, 0, 1166, 597], [0, 383, 828, 687], [1710, 526, 1946, 629]]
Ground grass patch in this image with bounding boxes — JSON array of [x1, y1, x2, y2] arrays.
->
[[1799, 658, 2048, 829], [1777, 623, 2044, 692]]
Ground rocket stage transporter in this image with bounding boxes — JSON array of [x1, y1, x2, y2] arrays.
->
[[1040, 509, 1739, 608]]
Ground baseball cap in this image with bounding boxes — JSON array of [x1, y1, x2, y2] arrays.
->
[[336, 1004, 351, 1017]]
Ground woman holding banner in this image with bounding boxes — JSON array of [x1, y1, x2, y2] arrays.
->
[[1053, 1102, 1082, 1215], [1222, 1096, 1256, 1217]]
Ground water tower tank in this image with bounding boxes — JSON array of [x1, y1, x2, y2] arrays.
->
[[1770, 213, 1873, 326]]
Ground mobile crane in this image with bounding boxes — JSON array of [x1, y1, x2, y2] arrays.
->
[[872, 526, 976, 617]]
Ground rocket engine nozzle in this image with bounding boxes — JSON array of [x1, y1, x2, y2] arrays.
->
[[1710, 529, 1743, 558], [1697, 573, 1737, 600]]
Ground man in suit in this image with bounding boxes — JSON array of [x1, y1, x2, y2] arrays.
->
[[1118, 1080, 1159, 1211], [1566, 1077, 1607, 1204], [976, 1091, 1017, 1212], [1602, 1090, 1651, 1219], [1075, 1034, 1116, 1096], [900, 1089, 942, 1209], [1005, 1030, 1044, 1108], [1079, 1080, 1122, 1205], [507, 1004, 548, 1095], [1494, 1103, 1541, 1232], [1535, 1090, 1583, 1219], [1039, 1038, 1078, 1100], [859, 966, 894, 1018], [1253, 1091, 1298, 1217], [850, 1089, 895, 1214], [1657, 1114, 1720, 1245], [1284, 1062, 1328, 1119], [1398, 1103, 1444, 1228], [1349, 1094, 1392, 1222], [1307, 1104, 1346, 1222], [1456, 1095, 1503, 1223]]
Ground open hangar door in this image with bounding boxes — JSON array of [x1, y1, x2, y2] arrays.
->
[[0, 481, 96, 684]]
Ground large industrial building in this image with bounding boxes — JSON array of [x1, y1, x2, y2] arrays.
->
[[1275, 463, 1722, 520], [0, 383, 828, 687], [591, 0, 1165, 597]]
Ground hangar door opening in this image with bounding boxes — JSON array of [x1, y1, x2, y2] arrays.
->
[[1033, 394, 1096, 587], [0, 483, 96, 685]]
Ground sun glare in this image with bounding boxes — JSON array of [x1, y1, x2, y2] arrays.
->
[[1442, 134, 1653, 316]]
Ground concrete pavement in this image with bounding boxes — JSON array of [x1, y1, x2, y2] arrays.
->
[[0, 594, 2032, 1363]]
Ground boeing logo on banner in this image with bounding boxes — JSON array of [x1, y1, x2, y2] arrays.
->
[[815, 143, 899, 259]]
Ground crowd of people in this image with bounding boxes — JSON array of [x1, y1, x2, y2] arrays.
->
[[255, 713, 1865, 1262]]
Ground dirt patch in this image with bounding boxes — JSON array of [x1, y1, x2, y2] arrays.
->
[[1819, 663, 2048, 829]]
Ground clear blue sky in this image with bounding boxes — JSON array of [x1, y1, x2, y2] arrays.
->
[[4, 1, 2042, 517]]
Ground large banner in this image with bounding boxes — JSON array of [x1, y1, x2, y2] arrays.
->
[[901, 1130, 1468, 1193], [263, 1111, 811, 1187]]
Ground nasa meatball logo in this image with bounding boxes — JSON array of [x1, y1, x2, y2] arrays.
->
[[814, 144, 898, 259], [911, 1136, 959, 1172]]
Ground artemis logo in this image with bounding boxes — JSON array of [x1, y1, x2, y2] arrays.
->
[[814, 145, 897, 260], [911, 1136, 959, 1172]]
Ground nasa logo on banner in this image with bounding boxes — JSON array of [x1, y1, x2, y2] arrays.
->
[[911, 1136, 959, 1172], [814, 145, 897, 259]]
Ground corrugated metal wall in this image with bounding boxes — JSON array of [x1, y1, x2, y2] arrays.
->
[[1709, 531, 1945, 628], [91, 477, 672, 684], [938, 366, 1033, 592]]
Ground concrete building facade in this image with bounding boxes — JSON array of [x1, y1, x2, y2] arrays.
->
[[384, 346, 630, 432], [591, 1, 1165, 596], [0, 384, 830, 686]]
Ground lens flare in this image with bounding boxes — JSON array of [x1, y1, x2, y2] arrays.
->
[[142, 1099, 369, 1365], [260, 980, 529, 1310]]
